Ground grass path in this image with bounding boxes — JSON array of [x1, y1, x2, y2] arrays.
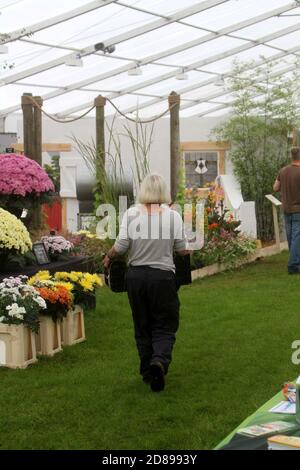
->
[[1, 252, 299, 450]]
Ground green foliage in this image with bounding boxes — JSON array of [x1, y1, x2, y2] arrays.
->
[[213, 58, 300, 241], [70, 233, 113, 273], [72, 113, 153, 216], [44, 155, 60, 193]]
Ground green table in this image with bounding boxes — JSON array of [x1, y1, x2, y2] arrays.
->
[[216, 390, 300, 449]]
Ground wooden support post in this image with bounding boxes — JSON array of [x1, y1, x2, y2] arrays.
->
[[94, 95, 106, 206], [32, 96, 43, 165], [94, 95, 106, 167], [21, 93, 35, 158], [265, 194, 282, 251], [168, 91, 181, 202]]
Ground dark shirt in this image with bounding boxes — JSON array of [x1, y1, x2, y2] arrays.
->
[[278, 164, 300, 213]]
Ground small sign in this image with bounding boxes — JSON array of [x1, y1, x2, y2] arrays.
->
[[265, 194, 282, 207], [5, 147, 14, 153], [32, 242, 50, 266]]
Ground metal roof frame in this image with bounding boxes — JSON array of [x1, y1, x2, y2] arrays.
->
[[0, 0, 299, 118]]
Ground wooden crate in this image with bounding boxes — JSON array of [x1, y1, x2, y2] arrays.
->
[[0, 323, 37, 369], [61, 305, 85, 346], [36, 316, 62, 356]]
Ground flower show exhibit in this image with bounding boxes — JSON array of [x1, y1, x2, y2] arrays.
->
[[0, 149, 258, 370], [0, 152, 104, 367]]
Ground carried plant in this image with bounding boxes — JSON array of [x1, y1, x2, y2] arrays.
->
[[70, 231, 112, 273], [0, 276, 46, 332], [0, 153, 55, 218]]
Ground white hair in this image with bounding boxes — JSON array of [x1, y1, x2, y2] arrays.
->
[[137, 173, 171, 205]]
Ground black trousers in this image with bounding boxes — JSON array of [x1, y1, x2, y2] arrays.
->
[[126, 266, 180, 377]]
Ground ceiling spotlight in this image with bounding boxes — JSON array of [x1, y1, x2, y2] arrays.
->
[[65, 54, 83, 67], [176, 68, 188, 80], [215, 75, 225, 86], [128, 65, 142, 76], [94, 42, 116, 54], [0, 45, 8, 54]]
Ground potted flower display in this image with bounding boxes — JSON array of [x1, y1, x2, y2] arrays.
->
[[40, 235, 74, 261], [0, 276, 46, 368], [28, 273, 73, 356], [0, 153, 54, 219], [54, 271, 103, 309], [54, 271, 103, 346], [0, 207, 33, 272]]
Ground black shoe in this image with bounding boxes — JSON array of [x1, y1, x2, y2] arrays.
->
[[142, 373, 152, 384], [288, 271, 300, 275], [149, 362, 165, 392]]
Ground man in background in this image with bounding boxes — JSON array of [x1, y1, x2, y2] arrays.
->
[[273, 147, 300, 274]]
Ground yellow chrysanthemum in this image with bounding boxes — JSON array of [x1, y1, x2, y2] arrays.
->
[[53, 281, 74, 291], [28, 271, 51, 285], [0, 208, 32, 254]]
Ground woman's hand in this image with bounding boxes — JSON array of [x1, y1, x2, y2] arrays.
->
[[103, 246, 118, 270], [103, 255, 111, 270]]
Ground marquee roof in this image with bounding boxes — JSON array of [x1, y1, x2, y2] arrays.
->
[[0, 0, 300, 120]]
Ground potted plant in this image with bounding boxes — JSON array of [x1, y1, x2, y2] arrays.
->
[[0, 208, 34, 273], [0, 276, 46, 368], [29, 276, 73, 356], [54, 271, 103, 346], [0, 153, 54, 221], [40, 234, 74, 261]]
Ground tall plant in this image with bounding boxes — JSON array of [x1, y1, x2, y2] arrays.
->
[[213, 58, 300, 241], [72, 112, 154, 211]]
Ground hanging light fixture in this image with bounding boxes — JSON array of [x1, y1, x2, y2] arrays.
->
[[128, 65, 142, 76], [0, 45, 8, 54], [215, 75, 225, 86], [176, 68, 188, 80], [65, 54, 83, 67]]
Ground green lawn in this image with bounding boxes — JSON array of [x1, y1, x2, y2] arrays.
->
[[1, 252, 300, 450]]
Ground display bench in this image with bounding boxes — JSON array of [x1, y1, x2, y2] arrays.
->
[[216, 389, 300, 450], [0, 256, 95, 281]]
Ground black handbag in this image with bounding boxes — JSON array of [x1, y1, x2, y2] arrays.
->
[[105, 255, 192, 293], [104, 259, 127, 293], [174, 254, 192, 287]]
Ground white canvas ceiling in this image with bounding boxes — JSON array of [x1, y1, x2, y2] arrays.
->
[[0, 0, 299, 119]]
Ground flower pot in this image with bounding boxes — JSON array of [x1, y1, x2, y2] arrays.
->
[[61, 305, 85, 346], [0, 323, 37, 369], [36, 315, 62, 356]]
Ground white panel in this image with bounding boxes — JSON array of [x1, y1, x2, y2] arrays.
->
[[116, 23, 204, 59], [238, 202, 257, 239], [32, 3, 155, 49], [161, 36, 247, 66], [185, 0, 292, 30], [0, 0, 93, 32], [0, 339, 6, 366], [60, 163, 77, 198]]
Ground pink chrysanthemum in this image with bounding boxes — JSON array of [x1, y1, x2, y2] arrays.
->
[[0, 153, 55, 196]]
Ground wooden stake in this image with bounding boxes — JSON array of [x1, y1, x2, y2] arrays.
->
[[21, 93, 34, 158], [95, 95, 106, 167], [32, 96, 43, 165], [168, 91, 181, 202]]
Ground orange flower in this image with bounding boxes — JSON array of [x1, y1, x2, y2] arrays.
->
[[36, 285, 72, 307], [208, 223, 219, 230]]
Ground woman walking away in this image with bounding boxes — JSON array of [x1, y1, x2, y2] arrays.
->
[[103, 174, 189, 392]]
